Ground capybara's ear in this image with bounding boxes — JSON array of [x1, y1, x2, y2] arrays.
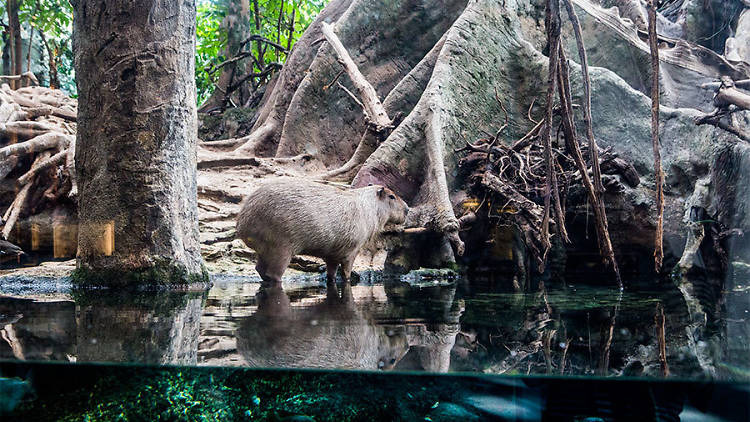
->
[[377, 187, 385, 198]]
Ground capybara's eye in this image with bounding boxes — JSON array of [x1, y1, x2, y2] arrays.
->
[[388, 194, 396, 200]]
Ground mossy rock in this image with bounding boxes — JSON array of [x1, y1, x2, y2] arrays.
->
[[71, 259, 210, 288]]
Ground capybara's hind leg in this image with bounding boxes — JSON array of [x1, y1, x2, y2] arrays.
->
[[341, 256, 356, 283], [258, 248, 292, 288], [325, 259, 339, 285]]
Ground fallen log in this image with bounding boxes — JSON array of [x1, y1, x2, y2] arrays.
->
[[0, 132, 71, 160]]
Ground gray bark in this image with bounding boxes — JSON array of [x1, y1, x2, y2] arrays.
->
[[71, 0, 205, 285]]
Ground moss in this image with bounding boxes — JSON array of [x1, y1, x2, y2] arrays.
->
[[71, 259, 210, 288]]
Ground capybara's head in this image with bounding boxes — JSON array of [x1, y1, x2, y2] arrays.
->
[[376, 186, 409, 225]]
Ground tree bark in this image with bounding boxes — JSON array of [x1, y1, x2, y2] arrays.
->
[[2, 26, 10, 77], [7, 0, 23, 89], [71, 0, 206, 286]]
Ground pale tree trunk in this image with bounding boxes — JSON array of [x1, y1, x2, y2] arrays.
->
[[71, 0, 205, 286]]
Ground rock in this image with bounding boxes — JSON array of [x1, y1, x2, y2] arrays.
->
[[461, 394, 542, 421], [426, 402, 481, 421]]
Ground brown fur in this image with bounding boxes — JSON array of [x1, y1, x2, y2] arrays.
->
[[237, 177, 408, 285]]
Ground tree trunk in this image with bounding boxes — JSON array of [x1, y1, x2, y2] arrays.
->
[[39, 31, 60, 89], [71, 0, 206, 286], [1, 28, 10, 77], [7, 0, 23, 89]]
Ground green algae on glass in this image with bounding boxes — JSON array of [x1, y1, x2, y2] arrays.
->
[[70, 259, 210, 288], [14, 367, 461, 422]]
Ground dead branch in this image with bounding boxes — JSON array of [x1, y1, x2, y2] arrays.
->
[[695, 111, 750, 142], [0, 132, 71, 160], [0, 72, 39, 86], [701, 79, 750, 91], [321, 22, 392, 131], [562, 0, 621, 287], [647, 0, 665, 273], [2, 151, 50, 239], [0, 85, 78, 242], [713, 77, 750, 111], [16, 149, 67, 185]]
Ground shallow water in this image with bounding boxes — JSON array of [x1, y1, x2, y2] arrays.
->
[[1, 271, 747, 380]]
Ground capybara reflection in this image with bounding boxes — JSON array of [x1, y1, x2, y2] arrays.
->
[[237, 178, 408, 286], [236, 285, 410, 370]]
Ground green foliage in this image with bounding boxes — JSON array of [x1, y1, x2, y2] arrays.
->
[[17, 0, 76, 94], [196, 1, 228, 105], [2, 0, 327, 104], [194, 0, 327, 105]]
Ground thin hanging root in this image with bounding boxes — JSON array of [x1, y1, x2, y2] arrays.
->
[[647, 0, 664, 272], [655, 302, 670, 377], [562, 0, 621, 287], [541, 0, 563, 263]]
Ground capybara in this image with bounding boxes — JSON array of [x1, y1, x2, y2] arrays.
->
[[236, 178, 409, 286]]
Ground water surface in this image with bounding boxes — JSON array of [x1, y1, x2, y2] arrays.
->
[[1, 272, 747, 380]]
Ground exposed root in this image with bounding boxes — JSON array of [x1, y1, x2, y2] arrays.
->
[[234, 120, 279, 155], [0, 85, 77, 242]]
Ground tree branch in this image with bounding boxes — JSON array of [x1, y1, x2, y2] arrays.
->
[[320, 22, 392, 131]]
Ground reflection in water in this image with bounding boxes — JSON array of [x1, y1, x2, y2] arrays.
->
[[237, 283, 410, 370], [0, 297, 75, 362], [0, 275, 747, 379], [74, 290, 204, 365]]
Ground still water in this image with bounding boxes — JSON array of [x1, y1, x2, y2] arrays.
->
[[1, 271, 747, 379]]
